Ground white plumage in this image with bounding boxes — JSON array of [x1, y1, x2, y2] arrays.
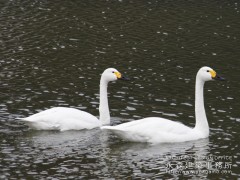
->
[[18, 68, 128, 131], [101, 66, 224, 144], [18, 107, 100, 131]]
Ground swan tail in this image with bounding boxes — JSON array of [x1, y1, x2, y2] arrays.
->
[[16, 118, 34, 127], [16, 117, 58, 130], [16, 117, 29, 121], [101, 126, 129, 138], [101, 126, 150, 143], [100, 126, 116, 130], [101, 126, 126, 135]]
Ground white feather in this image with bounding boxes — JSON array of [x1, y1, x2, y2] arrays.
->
[[18, 68, 127, 131], [101, 66, 223, 144]]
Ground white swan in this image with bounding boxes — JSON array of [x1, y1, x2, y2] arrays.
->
[[101, 66, 224, 144], [18, 68, 129, 131]]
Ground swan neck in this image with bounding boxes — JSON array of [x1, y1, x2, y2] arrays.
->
[[99, 78, 110, 125], [194, 77, 209, 135]]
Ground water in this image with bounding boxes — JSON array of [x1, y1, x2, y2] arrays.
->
[[0, 0, 239, 179]]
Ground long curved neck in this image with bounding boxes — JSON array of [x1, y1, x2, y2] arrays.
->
[[194, 76, 209, 136], [99, 78, 110, 125]]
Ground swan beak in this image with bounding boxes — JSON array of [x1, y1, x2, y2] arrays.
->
[[119, 75, 130, 81], [210, 70, 225, 81], [115, 72, 130, 81], [213, 74, 225, 81]]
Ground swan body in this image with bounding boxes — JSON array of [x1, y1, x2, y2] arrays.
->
[[101, 66, 224, 143], [101, 117, 203, 143], [18, 68, 129, 131], [18, 107, 100, 131]]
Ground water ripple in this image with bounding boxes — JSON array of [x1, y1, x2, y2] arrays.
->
[[0, 0, 239, 179]]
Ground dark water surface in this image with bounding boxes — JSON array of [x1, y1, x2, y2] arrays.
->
[[0, 0, 239, 179]]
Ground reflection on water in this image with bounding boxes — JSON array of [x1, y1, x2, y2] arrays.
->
[[1, 127, 235, 179], [0, 0, 239, 179], [0, 127, 210, 179]]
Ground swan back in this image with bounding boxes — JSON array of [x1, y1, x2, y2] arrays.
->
[[19, 107, 100, 131], [101, 117, 195, 143]]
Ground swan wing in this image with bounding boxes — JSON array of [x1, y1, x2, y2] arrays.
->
[[18, 107, 100, 131], [101, 117, 194, 143]]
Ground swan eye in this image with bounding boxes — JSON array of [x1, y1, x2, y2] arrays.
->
[[207, 70, 209, 72], [112, 71, 115, 73]]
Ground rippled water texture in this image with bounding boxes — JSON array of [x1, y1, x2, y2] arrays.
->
[[0, 0, 239, 179]]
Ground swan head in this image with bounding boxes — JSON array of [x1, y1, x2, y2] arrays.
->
[[101, 68, 129, 82], [197, 66, 225, 82]]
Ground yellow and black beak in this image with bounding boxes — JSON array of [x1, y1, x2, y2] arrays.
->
[[114, 72, 130, 81], [210, 70, 225, 81]]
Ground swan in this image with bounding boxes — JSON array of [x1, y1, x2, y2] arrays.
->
[[101, 66, 224, 144], [18, 68, 129, 131]]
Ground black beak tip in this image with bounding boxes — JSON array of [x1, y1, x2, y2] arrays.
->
[[219, 77, 225, 81], [214, 75, 225, 81], [119, 76, 130, 81]]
